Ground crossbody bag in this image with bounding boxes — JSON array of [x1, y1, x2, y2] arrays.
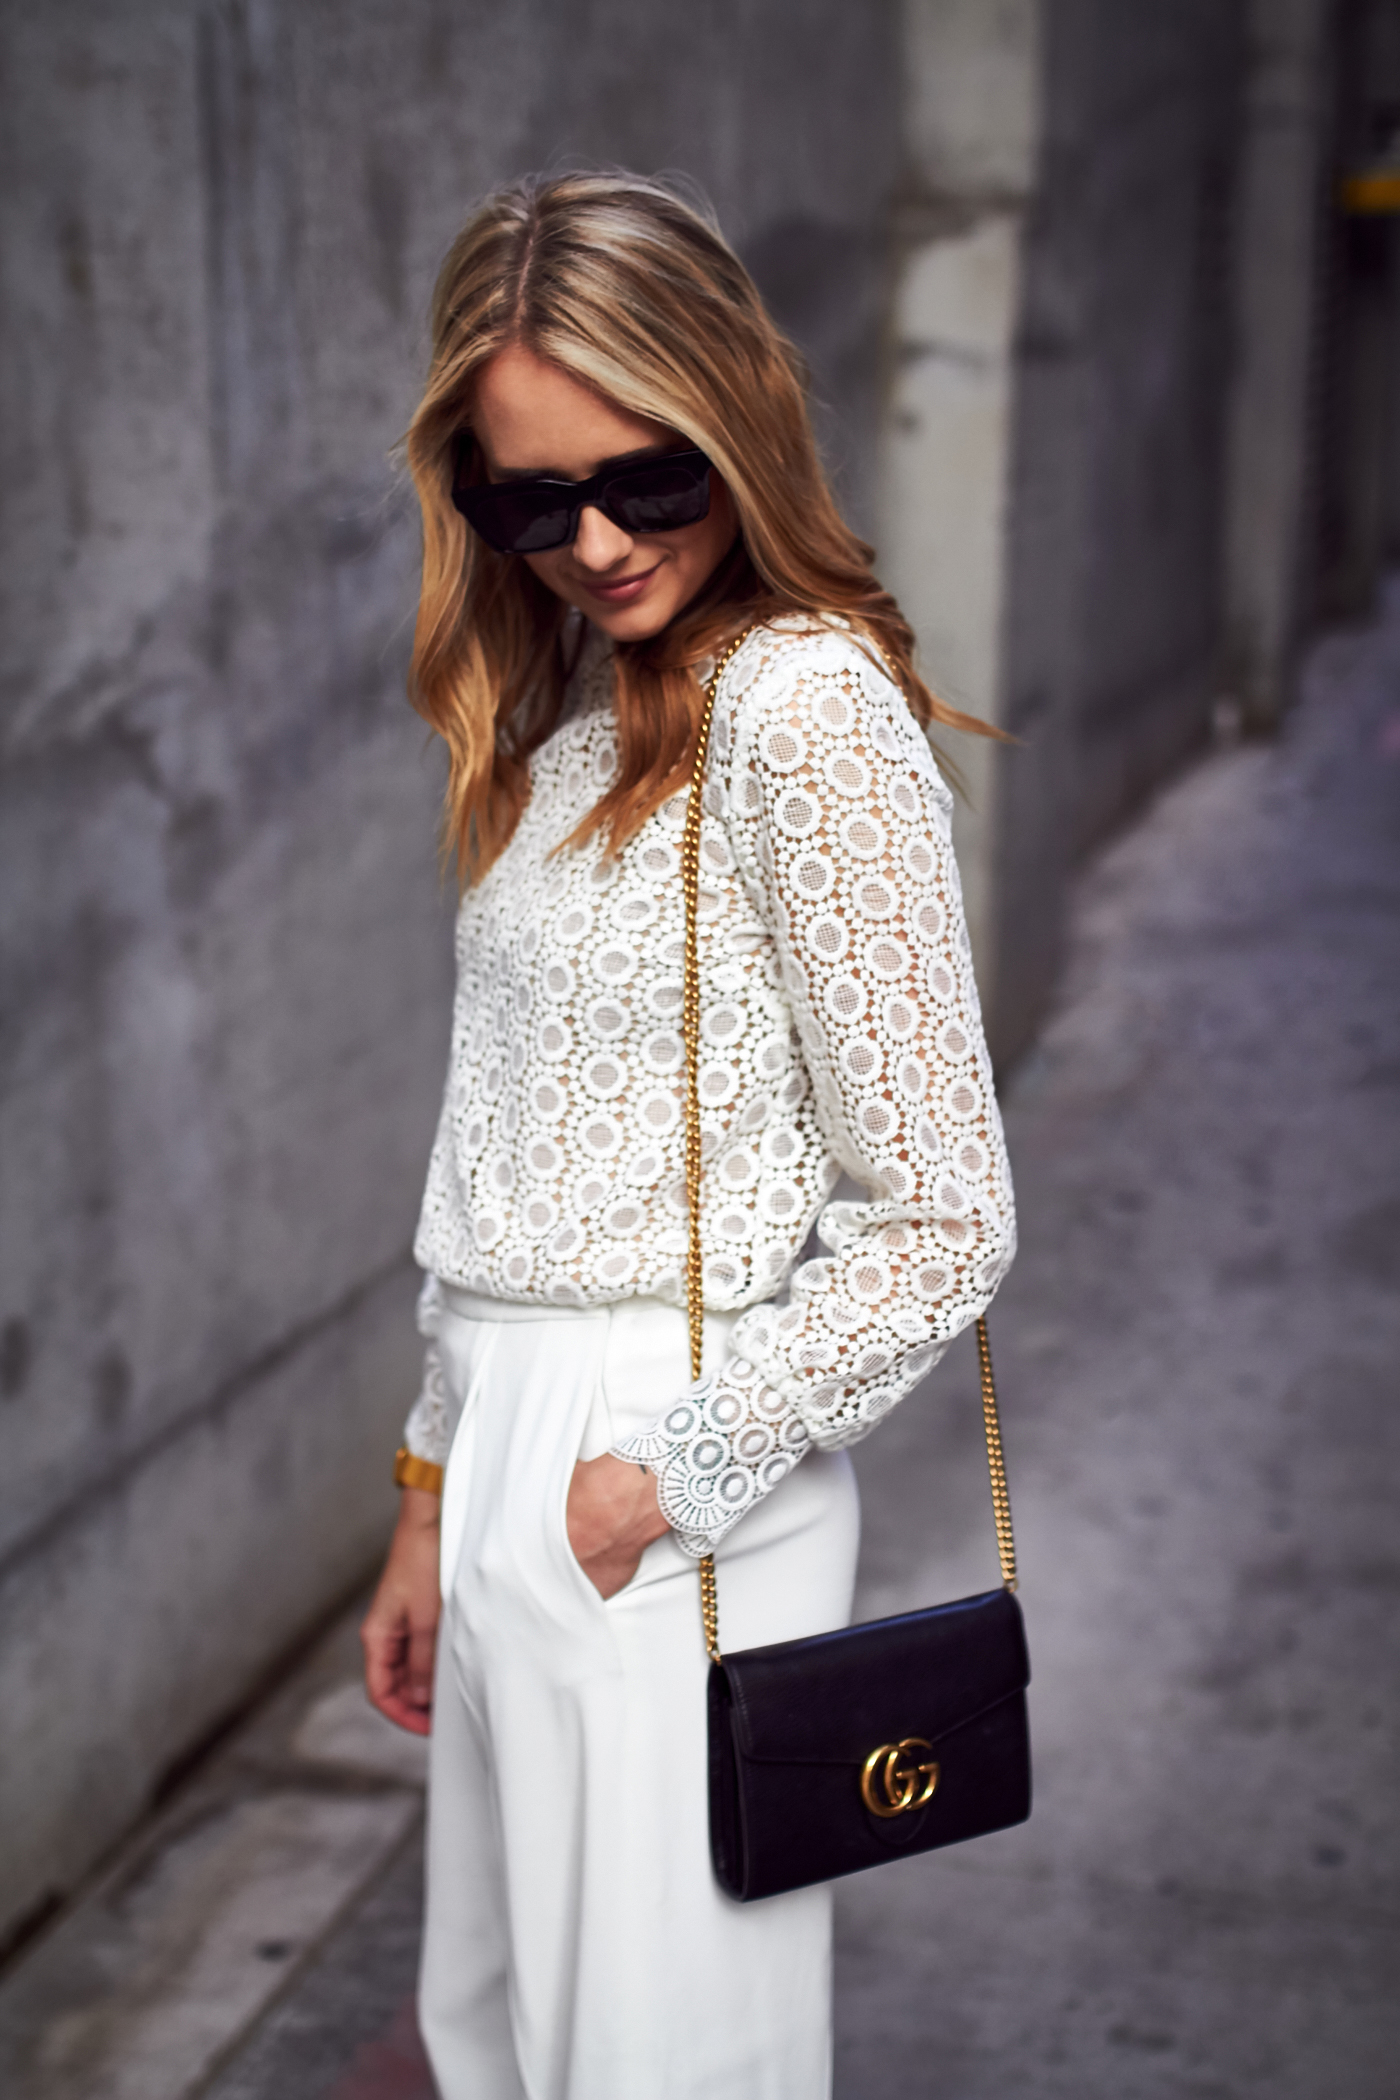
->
[[681, 629, 1032, 1902]]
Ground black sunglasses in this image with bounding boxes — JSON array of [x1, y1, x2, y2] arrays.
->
[[451, 441, 713, 554]]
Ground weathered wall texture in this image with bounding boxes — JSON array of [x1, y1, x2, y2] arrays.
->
[[1222, 0, 1334, 730], [999, 0, 1243, 1054], [885, 0, 1245, 1064], [3, 0, 1332, 1949], [0, 0, 900, 1947], [879, 0, 1045, 1043], [1315, 0, 1400, 619]]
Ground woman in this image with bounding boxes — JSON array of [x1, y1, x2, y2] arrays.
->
[[361, 171, 1015, 2100]]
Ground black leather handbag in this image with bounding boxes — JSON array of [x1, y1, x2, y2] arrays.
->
[[681, 634, 1031, 1903]]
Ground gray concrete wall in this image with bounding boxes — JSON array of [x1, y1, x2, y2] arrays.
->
[[879, 0, 1046, 1056], [3, 0, 1318, 1953], [1222, 0, 1334, 730], [997, 0, 1244, 1056], [1314, 0, 1400, 619], [0, 0, 901, 1948], [882, 0, 1247, 1066]]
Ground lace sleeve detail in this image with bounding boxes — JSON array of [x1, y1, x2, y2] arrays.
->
[[401, 1273, 454, 1468], [612, 1355, 813, 1555], [611, 625, 1016, 1554]]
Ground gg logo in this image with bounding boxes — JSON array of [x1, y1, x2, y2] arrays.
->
[[860, 1738, 940, 1819]]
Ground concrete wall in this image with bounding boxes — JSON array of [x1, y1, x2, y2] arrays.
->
[[1314, 0, 1400, 618], [1222, 0, 1334, 729], [3, 0, 1331, 1950], [879, 0, 1045, 1051], [884, 0, 1245, 1065], [0, 0, 901, 1949]]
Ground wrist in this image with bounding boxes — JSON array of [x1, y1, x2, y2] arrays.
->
[[397, 1485, 442, 1534], [394, 1445, 443, 1496]]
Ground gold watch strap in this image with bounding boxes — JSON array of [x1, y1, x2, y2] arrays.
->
[[394, 1445, 444, 1496], [679, 625, 1018, 1665]]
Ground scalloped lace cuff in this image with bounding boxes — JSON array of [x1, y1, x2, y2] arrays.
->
[[609, 1357, 811, 1556]]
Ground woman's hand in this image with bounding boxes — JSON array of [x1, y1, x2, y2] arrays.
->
[[361, 1486, 442, 1736], [567, 1454, 670, 1599]]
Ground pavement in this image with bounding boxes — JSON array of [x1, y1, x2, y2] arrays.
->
[[1, 586, 1397, 2099], [0, 1601, 433, 2100]]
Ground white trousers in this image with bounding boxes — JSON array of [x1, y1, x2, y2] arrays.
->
[[419, 1290, 860, 2100]]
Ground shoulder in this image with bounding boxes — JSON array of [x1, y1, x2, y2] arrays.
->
[[724, 613, 886, 698], [713, 616, 887, 754], [714, 615, 952, 815]]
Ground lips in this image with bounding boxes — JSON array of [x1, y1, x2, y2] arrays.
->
[[578, 563, 661, 603]]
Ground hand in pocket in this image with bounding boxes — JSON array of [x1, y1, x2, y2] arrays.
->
[[566, 1454, 671, 1597]]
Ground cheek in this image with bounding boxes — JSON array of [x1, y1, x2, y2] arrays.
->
[[522, 549, 567, 591], [680, 490, 737, 580]]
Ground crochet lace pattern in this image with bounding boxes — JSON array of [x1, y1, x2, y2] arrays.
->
[[406, 620, 1015, 1552]]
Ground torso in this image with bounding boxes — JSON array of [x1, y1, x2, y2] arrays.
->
[[414, 625, 845, 1308]]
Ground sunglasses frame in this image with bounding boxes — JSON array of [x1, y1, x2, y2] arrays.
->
[[450, 439, 714, 555]]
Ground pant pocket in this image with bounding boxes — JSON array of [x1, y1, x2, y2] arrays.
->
[[575, 1360, 615, 1462], [556, 1389, 616, 1613], [438, 1324, 501, 1603], [598, 1300, 693, 1445]]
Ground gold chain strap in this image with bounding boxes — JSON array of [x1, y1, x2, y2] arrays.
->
[[680, 627, 1017, 1665], [683, 629, 755, 1664], [975, 1316, 1017, 1590]]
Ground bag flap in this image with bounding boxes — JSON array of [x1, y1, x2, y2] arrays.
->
[[720, 1587, 1029, 1765]]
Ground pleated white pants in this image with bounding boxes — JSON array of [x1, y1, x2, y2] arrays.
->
[[418, 1289, 860, 2100]]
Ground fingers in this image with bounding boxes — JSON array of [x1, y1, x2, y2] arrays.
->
[[585, 1546, 644, 1601], [407, 1619, 437, 1711], [362, 1620, 436, 1736], [361, 1613, 404, 1708], [371, 1685, 434, 1737], [361, 1556, 440, 1736]]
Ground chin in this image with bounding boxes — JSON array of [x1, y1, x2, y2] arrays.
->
[[587, 595, 679, 643]]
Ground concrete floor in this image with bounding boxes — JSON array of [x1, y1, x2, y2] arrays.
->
[[831, 605, 1400, 2096], [1, 591, 1397, 2098]]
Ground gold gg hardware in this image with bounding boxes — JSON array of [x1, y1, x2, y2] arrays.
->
[[860, 1739, 940, 1818]]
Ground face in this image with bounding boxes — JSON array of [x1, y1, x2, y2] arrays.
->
[[469, 343, 739, 643]]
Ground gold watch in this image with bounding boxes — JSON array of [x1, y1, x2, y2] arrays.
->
[[393, 1446, 444, 1496]]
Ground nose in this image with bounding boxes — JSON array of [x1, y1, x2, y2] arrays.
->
[[572, 503, 634, 571]]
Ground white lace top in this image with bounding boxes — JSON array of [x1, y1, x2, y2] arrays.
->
[[405, 618, 1016, 1553]]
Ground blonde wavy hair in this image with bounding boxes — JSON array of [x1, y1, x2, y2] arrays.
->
[[405, 170, 990, 882]]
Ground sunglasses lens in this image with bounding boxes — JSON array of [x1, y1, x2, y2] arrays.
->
[[608, 459, 711, 534], [462, 487, 576, 554], [453, 446, 712, 553]]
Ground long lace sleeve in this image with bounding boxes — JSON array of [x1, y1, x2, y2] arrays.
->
[[401, 1273, 454, 1467], [611, 626, 1016, 1554]]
